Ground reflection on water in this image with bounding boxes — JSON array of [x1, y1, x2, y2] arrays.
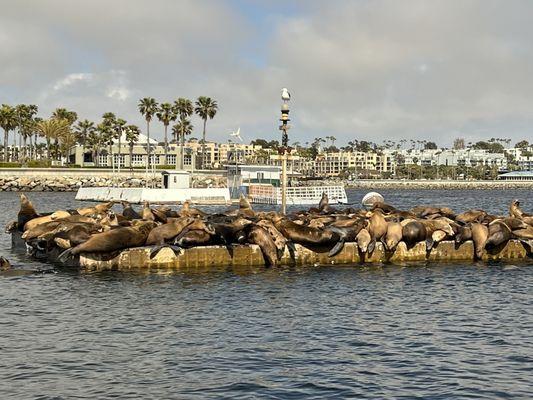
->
[[0, 190, 532, 398]]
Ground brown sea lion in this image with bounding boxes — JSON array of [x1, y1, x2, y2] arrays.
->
[[245, 224, 279, 266], [384, 221, 403, 252], [326, 219, 366, 257], [455, 210, 487, 224], [58, 221, 156, 260], [142, 202, 156, 221], [509, 199, 530, 219], [366, 209, 388, 253], [145, 217, 196, 245], [179, 200, 207, 218], [77, 202, 113, 216], [255, 219, 288, 259], [356, 228, 371, 253], [512, 225, 533, 240], [18, 194, 40, 230], [485, 220, 512, 248], [24, 211, 69, 231], [471, 223, 488, 260]]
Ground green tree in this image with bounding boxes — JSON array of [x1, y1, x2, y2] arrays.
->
[[515, 140, 529, 149], [174, 98, 193, 120], [74, 119, 95, 167], [424, 141, 438, 150], [156, 103, 177, 164], [15, 104, 38, 162], [96, 122, 113, 167], [194, 96, 218, 169], [172, 118, 193, 169], [52, 108, 78, 125], [113, 118, 127, 169], [0, 104, 17, 161], [138, 97, 158, 169], [35, 118, 70, 160], [125, 124, 141, 169]]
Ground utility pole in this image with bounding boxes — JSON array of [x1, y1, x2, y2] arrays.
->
[[279, 88, 291, 214]]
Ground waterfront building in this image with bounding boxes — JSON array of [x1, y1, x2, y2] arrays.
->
[[386, 149, 508, 169]]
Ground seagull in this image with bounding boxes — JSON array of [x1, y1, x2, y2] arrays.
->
[[229, 127, 242, 141], [281, 88, 291, 102]]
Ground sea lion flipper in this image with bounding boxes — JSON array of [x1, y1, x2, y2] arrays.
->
[[367, 239, 376, 254], [57, 248, 74, 263], [426, 238, 434, 251], [328, 239, 345, 258]]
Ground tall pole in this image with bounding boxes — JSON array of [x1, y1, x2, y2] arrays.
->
[[279, 98, 291, 215]]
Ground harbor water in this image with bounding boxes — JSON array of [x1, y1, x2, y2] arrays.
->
[[1, 189, 532, 399]]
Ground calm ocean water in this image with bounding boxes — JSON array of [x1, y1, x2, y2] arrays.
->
[[1, 189, 532, 399]]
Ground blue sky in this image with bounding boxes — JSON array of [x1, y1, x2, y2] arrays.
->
[[2, 0, 533, 147]]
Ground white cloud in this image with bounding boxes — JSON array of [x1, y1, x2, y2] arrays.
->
[[53, 73, 93, 91]]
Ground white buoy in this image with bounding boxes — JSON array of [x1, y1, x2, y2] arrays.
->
[[362, 192, 384, 209]]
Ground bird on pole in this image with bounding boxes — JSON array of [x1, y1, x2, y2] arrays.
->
[[281, 88, 291, 102]]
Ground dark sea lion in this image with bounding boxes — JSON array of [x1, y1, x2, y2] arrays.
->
[[244, 224, 279, 266], [212, 217, 253, 244], [5, 220, 18, 233], [471, 223, 489, 260], [485, 220, 512, 249], [58, 221, 156, 260], [318, 192, 328, 211], [18, 194, 40, 230], [145, 217, 196, 245], [372, 202, 397, 215], [366, 209, 388, 253], [384, 221, 403, 251], [327, 219, 366, 257], [455, 224, 472, 244], [272, 216, 340, 248], [402, 221, 427, 248], [121, 201, 141, 220], [175, 230, 213, 247]]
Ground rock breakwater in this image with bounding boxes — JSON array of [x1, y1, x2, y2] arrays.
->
[[0, 175, 162, 192]]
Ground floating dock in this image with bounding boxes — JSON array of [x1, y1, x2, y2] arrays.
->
[[75, 187, 231, 204], [12, 232, 531, 272]]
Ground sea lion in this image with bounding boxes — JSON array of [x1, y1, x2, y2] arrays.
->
[[384, 221, 403, 252], [366, 209, 388, 253], [142, 202, 156, 221], [272, 216, 340, 248], [455, 224, 472, 244], [402, 221, 427, 248], [244, 224, 279, 266], [455, 210, 487, 224], [356, 228, 371, 253], [509, 199, 528, 219], [145, 217, 196, 245], [318, 192, 328, 211], [471, 223, 489, 260], [121, 202, 141, 220], [18, 194, 40, 230], [256, 219, 289, 259], [326, 219, 367, 256], [485, 220, 512, 249], [77, 202, 114, 216], [24, 212, 69, 231], [58, 221, 156, 260], [179, 200, 207, 218], [371, 202, 398, 215], [175, 230, 213, 247], [237, 194, 255, 218], [511, 225, 533, 240]]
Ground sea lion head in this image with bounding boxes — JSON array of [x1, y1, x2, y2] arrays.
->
[[0, 257, 11, 271], [239, 194, 252, 209]]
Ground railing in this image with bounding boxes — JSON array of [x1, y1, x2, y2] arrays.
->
[[248, 184, 347, 205]]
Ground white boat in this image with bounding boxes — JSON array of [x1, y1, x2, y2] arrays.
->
[[248, 184, 348, 205]]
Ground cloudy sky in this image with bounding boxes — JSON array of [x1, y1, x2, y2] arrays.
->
[[2, 0, 533, 146]]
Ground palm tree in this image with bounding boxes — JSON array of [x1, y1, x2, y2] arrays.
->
[[86, 129, 103, 167], [52, 108, 78, 125], [0, 104, 17, 162], [194, 96, 218, 169], [172, 118, 193, 169], [35, 119, 70, 161], [156, 103, 177, 165], [15, 104, 38, 162], [125, 124, 140, 170], [113, 118, 127, 170], [138, 97, 158, 169], [74, 120, 95, 167], [174, 98, 193, 119]]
